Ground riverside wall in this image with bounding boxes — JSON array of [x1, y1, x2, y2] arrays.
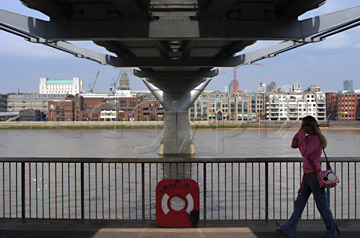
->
[[0, 120, 359, 129]]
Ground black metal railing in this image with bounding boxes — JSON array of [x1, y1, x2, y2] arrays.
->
[[0, 157, 359, 223]]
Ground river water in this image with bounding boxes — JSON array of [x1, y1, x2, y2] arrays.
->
[[0, 128, 359, 221], [0, 127, 359, 157]]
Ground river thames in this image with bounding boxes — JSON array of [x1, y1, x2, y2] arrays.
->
[[0, 127, 359, 221], [0, 127, 359, 158]]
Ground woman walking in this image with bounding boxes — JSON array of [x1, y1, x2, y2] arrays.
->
[[277, 116, 338, 238]]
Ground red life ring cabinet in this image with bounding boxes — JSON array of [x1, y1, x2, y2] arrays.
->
[[156, 179, 199, 228]]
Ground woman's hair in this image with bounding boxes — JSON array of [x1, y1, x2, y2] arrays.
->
[[302, 116, 327, 148]]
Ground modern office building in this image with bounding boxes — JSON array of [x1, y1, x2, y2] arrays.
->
[[19, 109, 44, 121], [266, 92, 326, 121], [343, 79, 354, 91], [266, 81, 276, 93], [7, 93, 67, 114], [229, 79, 239, 93], [0, 94, 8, 112], [39, 77, 83, 95]]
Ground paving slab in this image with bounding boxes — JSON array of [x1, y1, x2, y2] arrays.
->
[[1, 220, 359, 238]]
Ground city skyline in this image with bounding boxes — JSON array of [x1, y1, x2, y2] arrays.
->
[[0, 0, 360, 94]]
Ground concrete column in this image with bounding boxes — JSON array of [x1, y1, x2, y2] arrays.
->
[[159, 111, 195, 155], [142, 78, 211, 155]]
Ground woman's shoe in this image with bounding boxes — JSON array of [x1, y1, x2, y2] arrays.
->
[[276, 229, 289, 238]]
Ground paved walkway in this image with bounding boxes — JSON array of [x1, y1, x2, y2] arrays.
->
[[1, 220, 359, 238]]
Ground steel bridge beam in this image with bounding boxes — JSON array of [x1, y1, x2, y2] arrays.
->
[[1, 7, 359, 69], [1, 7, 360, 40]]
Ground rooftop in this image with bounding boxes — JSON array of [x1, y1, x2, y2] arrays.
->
[[46, 80, 73, 85]]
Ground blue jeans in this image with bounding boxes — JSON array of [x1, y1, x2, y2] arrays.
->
[[280, 174, 338, 238]]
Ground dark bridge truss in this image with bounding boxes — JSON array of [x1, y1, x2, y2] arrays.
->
[[0, 1, 359, 79]]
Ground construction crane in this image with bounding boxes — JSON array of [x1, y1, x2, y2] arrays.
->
[[251, 62, 264, 66], [111, 70, 121, 93], [88, 70, 100, 93], [231, 60, 263, 93]]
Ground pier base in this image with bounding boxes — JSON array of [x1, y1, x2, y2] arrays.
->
[[159, 112, 194, 155]]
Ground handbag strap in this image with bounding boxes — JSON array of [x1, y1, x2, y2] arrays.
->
[[306, 149, 332, 172], [322, 149, 332, 170]]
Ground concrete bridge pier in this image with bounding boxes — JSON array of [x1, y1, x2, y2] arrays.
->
[[141, 77, 212, 155], [160, 111, 194, 155]]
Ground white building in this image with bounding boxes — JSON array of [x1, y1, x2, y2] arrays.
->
[[266, 92, 326, 121], [115, 71, 131, 97], [39, 77, 83, 95], [257, 82, 266, 93], [292, 82, 302, 93]]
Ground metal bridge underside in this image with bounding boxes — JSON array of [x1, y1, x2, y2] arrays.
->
[[1, 0, 360, 154]]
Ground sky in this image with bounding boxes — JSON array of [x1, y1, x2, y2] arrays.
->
[[0, 0, 359, 94]]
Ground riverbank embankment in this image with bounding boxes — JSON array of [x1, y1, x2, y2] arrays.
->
[[0, 121, 359, 130]]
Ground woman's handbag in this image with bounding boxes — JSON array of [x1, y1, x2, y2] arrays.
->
[[316, 150, 339, 188]]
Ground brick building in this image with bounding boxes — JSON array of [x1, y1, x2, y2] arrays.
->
[[138, 100, 164, 121], [82, 97, 103, 121], [326, 92, 360, 121], [116, 97, 139, 121], [337, 93, 359, 121], [48, 99, 75, 121], [47, 94, 164, 122], [325, 92, 337, 120]]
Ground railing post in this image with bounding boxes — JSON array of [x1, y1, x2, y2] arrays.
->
[[81, 162, 84, 223], [142, 163, 145, 225], [21, 162, 26, 223], [326, 161, 331, 206], [265, 162, 269, 224], [203, 162, 206, 225]]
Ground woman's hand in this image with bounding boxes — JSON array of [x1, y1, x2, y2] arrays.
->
[[301, 124, 314, 135]]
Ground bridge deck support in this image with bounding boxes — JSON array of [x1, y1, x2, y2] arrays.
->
[[142, 78, 211, 155]]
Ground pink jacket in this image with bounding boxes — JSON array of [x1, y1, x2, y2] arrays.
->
[[291, 131, 322, 171]]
